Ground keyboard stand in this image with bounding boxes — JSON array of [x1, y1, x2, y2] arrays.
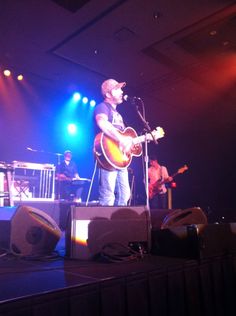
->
[[13, 180, 30, 200], [0, 166, 14, 206]]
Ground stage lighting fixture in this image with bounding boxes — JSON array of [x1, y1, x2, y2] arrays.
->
[[82, 97, 88, 104], [17, 74, 23, 81], [3, 69, 11, 77], [72, 92, 81, 102], [90, 100, 96, 107], [67, 123, 77, 135]]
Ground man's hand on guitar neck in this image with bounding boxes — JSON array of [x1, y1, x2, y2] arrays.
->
[[169, 176, 173, 182], [166, 176, 173, 183], [158, 176, 173, 185]]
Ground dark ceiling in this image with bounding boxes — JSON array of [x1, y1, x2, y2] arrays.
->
[[1, 0, 235, 128], [0, 0, 236, 215]]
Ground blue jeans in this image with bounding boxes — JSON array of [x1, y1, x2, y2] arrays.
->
[[99, 168, 130, 206]]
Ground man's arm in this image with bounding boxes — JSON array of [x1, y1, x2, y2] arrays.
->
[[162, 166, 173, 182], [96, 113, 123, 142], [95, 113, 133, 152], [71, 162, 80, 179]]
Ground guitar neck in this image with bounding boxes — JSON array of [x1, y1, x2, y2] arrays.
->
[[159, 171, 179, 185], [170, 172, 179, 179], [133, 134, 151, 145], [170, 166, 188, 179]]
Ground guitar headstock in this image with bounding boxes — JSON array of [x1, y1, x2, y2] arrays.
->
[[151, 127, 165, 140], [178, 165, 188, 174]]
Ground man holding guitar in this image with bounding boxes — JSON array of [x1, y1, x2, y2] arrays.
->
[[94, 79, 132, 206], [94, 79, 165, 206]]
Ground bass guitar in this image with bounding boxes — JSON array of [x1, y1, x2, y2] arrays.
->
[[149, 165, 188, 199], [94, 126, 164, 170]]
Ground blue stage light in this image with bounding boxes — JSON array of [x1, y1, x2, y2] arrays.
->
[[82, 97, 88, 104], [72, 92, 81, 102], [67, 123, 77, 135], [90, 100, 96, 107]]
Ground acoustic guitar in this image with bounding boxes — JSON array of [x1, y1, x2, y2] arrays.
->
[[149, 165, 188, 199], [94, 126, 164, 170]]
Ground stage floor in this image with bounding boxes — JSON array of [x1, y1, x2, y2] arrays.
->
[[1, 203, 236, 315], [0, 233, 184, 302], [1, 232, 236, 316]]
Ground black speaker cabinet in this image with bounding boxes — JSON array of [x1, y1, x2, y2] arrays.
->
[[66, 205, 151, 260], [0, 205, 62, 256], [151, 223, 236, 259]]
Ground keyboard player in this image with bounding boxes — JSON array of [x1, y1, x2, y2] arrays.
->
[[56, 150, 84, 202]]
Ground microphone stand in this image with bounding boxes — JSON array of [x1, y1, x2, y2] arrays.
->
[[27, 147, 63, 159], [44, 151, 64, 201], [55, 153, 63, 200], [134, 99, 158, 210], [134, 99, 159, 253]]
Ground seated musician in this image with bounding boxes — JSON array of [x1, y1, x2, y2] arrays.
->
[[56, 150, 83, 202]]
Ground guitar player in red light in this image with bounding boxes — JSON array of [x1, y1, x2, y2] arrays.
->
[[94, 78, 164, 206], [148, 158, 188, 209], [148, 158, 173, 209]]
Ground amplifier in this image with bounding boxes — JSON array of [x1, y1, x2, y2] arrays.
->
[[66, 205, 151, 260]]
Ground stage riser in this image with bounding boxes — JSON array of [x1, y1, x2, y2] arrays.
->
[[0, 255, 236, 316]]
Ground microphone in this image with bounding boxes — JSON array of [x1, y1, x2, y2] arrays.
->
[[123, 95, 141, 102]]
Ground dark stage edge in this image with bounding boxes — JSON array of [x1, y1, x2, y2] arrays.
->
[[1, 235, 236, 316]]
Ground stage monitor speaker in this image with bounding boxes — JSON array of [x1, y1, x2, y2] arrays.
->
[[151, 223, 236, 259], [160, 207, 208, 228], [150, 209, 175, 229], [66, 205, 151, 260], [150, 207, 208, 229], [0, 205, 62, 256]]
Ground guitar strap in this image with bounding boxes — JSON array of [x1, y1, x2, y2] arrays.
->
[[122, 117, 128, 129]]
